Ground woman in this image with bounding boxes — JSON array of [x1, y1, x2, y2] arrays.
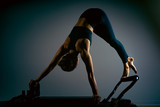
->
[[29, 8, 137, 103]]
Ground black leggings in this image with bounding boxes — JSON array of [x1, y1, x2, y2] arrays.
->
[[80, 8, 128, 63]]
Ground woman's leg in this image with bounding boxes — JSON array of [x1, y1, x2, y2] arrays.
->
[[94, 19, 128, 63], [94, 22, 138, 78]]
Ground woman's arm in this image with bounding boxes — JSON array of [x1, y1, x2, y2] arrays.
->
[[80, 49, 98, 95], [80, 47, 101, 104], [34, 37, 70, 82], [76, 38, 100, 103], [34, 37, 69, 83], [35, 45, 69, 82]]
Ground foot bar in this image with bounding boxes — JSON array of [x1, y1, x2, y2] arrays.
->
[[104, 75, 139, 102]]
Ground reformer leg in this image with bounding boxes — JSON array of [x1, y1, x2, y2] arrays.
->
[[102, 75, 139, 103], [117, 75, 139, 100]]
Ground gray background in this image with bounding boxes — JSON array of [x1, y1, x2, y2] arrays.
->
[[1, 0, 160, 105]]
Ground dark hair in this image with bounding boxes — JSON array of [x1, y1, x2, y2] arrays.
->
[[58, 53, 79, 72]]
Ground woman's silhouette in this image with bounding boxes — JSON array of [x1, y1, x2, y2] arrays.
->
[[29, 8, 137, 103]]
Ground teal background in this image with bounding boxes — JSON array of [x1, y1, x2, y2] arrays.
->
[[1, 0, 160, 105]]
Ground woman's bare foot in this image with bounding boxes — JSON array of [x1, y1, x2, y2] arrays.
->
[[121, 57, 137, 78]]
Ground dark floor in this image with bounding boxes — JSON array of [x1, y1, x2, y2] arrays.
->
[[1, 96, 160, 107], [138, 105, 160, 107]]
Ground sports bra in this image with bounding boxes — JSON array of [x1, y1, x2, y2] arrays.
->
[[68, 26, 92, 50]]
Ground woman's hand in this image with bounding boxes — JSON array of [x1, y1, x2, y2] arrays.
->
[[122, 57, 137, 78], [29, 80, 39, 89], [92, 94, 101, 104], [28, 80, 40, 97]]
